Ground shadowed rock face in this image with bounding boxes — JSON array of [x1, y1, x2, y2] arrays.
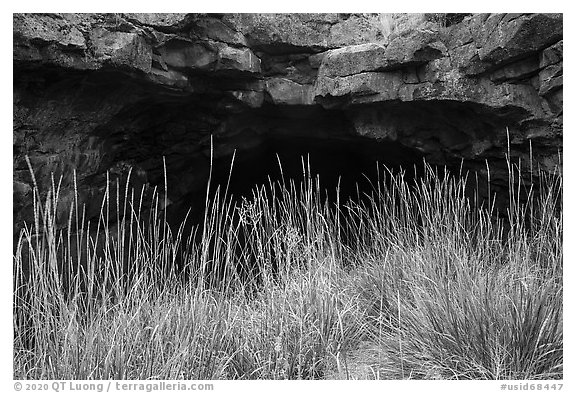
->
[[13, 13, 562, 234]]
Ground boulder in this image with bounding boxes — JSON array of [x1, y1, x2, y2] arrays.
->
[[191, 17, 248, 47], [222, 13, 338, 52], [539, 41, 563, 97], [157, 39, 218, 71], [317, 28, 446, 79], [13, 13, 86, 50], [461, 13, 563, 75], [318, 44, 388, 78], [214, 43, 261, 74], [90, 28, 152, 72], [222, 13, 386, 53], [155, 39, 260, 75], [489, 56, 540, 83], [265, 78, 314, 105], [315, 71, 405, 103], [383, 29, 446, 67], [325, 13, 386, 47], [123, 13, 192, 30]]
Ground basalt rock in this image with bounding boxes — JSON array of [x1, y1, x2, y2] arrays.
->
[[13, 13, 563, 235]]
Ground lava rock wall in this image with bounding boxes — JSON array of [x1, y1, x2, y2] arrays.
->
[[13, 13, 563, 233]]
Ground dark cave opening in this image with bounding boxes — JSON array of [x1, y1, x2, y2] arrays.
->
[[164, 134, 429, 236], [211, 135, 426, 204], [157, 133, 433, 283]]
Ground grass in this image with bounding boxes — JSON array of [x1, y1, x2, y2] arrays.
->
[[13, 152, 562, 380]]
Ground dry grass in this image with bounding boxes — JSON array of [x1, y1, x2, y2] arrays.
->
[[13, 153, 562, 380]]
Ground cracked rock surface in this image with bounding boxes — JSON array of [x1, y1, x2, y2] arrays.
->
[[13, 13, 562, 234]]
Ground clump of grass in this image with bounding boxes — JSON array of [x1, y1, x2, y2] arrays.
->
[[347, 163, 562, 379], [13, 152, 562, 380]]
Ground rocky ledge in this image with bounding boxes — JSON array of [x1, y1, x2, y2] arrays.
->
[[13, 13, 563, 233]]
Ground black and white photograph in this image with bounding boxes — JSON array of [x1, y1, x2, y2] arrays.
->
[[11, 10, 564, 386]]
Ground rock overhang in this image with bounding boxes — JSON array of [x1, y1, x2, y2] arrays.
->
[[13, 13, 563, 232]]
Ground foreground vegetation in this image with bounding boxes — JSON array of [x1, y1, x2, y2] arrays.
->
[[13, 155, 562, 379]]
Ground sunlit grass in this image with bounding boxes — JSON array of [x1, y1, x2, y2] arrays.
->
[[13, 153, 562, 379]]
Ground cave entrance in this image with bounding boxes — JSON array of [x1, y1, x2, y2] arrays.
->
[[162, 132, 434, 248], [208, 135, 426, 210]]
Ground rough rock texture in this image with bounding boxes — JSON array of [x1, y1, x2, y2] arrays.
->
[[13, 13, 563, 235]]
